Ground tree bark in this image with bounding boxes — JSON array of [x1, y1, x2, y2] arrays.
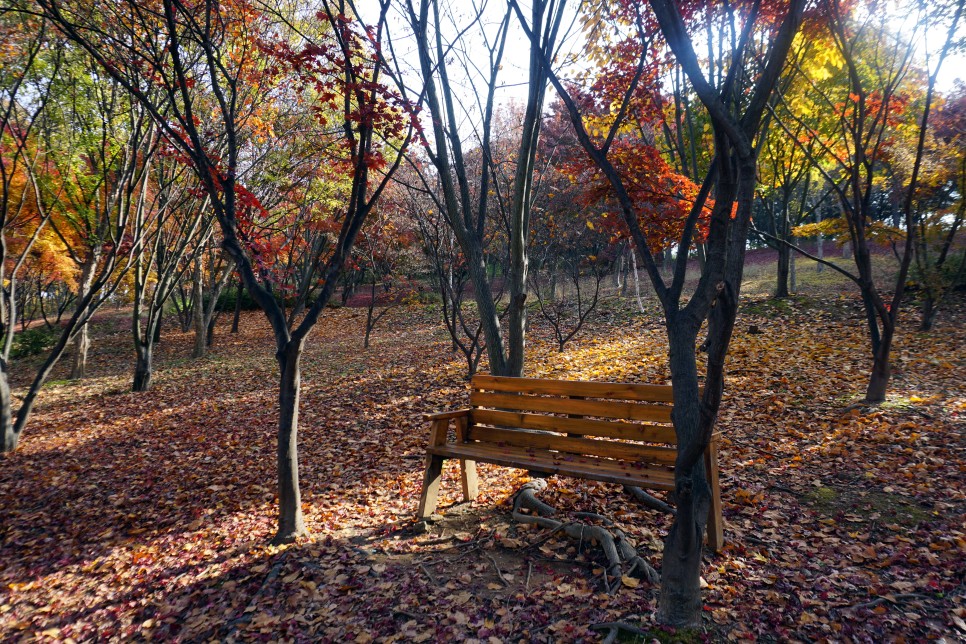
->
[[192, 255, 206, 358], [658, 318, 709, 628], [865, 323, 894, 403], [273, 340, 307, 544], [775, 242, 790, 298], [919, 297, 937, 332], [69, 253, 99, 379], [0, 363, 14, 452], [133, 344, 152, 392], [232, 279, 243, 333]]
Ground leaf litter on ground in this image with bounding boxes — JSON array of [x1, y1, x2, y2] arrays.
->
[[0, 292, 964, 641]]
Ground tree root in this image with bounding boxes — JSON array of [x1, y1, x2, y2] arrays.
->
[[511, 479, 659, 592], [589, 621, 650, 644], [624, 485, 676, 515]]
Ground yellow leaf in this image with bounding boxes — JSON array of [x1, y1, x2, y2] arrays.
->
[[621, 575, 640, 588]]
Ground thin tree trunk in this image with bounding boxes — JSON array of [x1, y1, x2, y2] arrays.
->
[[70, 254, 99, 379], [919, 297, 937, 331], [206, 314, 217, 347], [775, 202, 790, 297], [776, 243, 790, 297], [365, 280, 376, 348], [630, 248, 646, 313], [192, 256, 206, 358], [0, 364, 14, 452], [232, 279, 243, 333]]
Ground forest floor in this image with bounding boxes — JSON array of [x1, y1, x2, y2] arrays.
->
[[0, 280, 964, 642]]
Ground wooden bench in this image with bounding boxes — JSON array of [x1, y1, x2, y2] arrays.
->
[[416, 374, 724, 552]]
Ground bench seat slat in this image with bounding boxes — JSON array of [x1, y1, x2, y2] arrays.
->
[[427, 443, 676, 490], [472, 374, 675, 402], [470, 390, 673, 423], [471, 409, 677, 443], [466, 425, 678, 465]]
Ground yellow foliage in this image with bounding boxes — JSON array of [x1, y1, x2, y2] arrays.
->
[[793, 217, 905, 245]]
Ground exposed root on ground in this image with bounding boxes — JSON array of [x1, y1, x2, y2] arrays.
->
[[511, 479, 659, 593], [624, 485, 676, 515], [590, 621, 651, 644]]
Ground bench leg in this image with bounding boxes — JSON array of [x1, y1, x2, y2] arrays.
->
[[416, 454, 445, 520], [704, 441, 724, 552], [460, 459, 478, 501]]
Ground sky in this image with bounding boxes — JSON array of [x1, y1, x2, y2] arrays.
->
[[354, 0, 965, 132]]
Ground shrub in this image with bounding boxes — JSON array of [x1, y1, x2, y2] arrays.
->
[[11, 326, 59, 359]]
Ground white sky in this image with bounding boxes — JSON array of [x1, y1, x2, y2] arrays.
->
[[354, 0, 964, 130]]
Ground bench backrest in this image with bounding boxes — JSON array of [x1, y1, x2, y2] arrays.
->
[[467, 375, 678, 468]]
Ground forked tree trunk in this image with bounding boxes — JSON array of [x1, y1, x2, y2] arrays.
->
[[274, 340, 306, 543]]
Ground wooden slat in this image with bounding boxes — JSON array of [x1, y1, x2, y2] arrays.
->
[[465, 425, 678, 465], [472, 375, 675, 402], [704, 437, 724, 552], [424, 409, 472, 421], [470, 390, 673, 423], [427, 443, 676, 490], [471, 409, 677, 444]]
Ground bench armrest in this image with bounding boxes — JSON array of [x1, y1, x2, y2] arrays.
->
[[424, 409, 472, 421]]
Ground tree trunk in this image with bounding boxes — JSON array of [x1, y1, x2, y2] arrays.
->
[[775, 202, 790, 297], [132, 344, 152, 392], [365, 280, 376, 349], [70, 324, 90, 379], [70, 254, 99, 379], [467, 249, 508, 375], [657, 319, 710, 628], [0, 363, 15, 452], [630, 248, 646, 313], [232, 280, 243, 333], [273, 340, 308, 544], [192, 257, 206, 358], [865, 323, 894, 403], [775, 242, 790, 298], [919, 297, 937, 332], [206, 314, 217, 347]]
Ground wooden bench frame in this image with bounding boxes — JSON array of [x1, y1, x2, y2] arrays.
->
[[416, 375, 724, 552]]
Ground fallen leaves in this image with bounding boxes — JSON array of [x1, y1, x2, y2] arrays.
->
[[0, 293, 964, 641]]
